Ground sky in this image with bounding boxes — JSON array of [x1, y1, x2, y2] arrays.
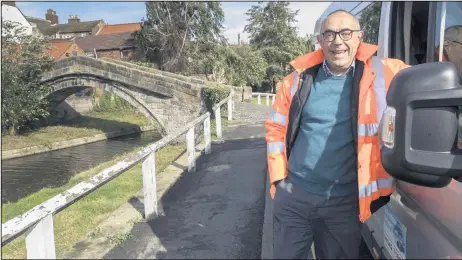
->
[[16, 1, 332, 44]]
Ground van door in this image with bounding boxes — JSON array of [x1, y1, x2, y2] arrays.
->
[[373, 1, 462, 259]]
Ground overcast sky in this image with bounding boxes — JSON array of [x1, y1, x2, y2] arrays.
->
[[16, 1, 331, 43]]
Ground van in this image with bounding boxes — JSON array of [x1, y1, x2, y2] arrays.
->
[[314, 2, 462, 259]]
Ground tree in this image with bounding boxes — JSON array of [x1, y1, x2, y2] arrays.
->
[[1, 21, 53, 135], [243, 2, 315, 92], [244, 1, 299, 50], [358, 2, 381, 45], [135, 1, 225, 72], [197, 43, 267, 87]]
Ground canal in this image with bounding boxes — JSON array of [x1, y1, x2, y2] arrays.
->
[[1, 130, 162, 204]]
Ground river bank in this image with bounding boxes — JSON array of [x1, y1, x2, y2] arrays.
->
[[1, 110, 155, 159], [2, 125, 156, 160]]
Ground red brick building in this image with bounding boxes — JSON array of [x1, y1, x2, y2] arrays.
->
[[47, 39, 85, 60]]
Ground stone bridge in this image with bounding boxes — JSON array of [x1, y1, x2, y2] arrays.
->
[[41, 56, 251, 135]]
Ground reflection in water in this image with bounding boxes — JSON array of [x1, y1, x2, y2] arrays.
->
[[1, 131, 161, 204]]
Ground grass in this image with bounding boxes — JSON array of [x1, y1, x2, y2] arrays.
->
[[1, 142, 186, 259], [251, 95, 273, 106], [1, 114, 231, 259], [1, 110, 152, 151]]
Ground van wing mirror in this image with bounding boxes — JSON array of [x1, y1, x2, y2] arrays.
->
[[379, 62, 462, 188]]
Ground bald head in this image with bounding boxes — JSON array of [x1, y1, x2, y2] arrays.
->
[[445, 25, 462, 42], [321, 10, 361, 33]]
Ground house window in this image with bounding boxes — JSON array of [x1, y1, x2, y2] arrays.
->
[[72, 51, 78, 56]]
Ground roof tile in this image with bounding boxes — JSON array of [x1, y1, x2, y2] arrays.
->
[[98, 23, 141, 35], [75, 31, 135, 52]]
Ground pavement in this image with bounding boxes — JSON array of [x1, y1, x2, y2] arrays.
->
[[103, 119, 269, 259]]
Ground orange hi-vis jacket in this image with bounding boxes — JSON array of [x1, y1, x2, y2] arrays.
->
[[265, 42, 411, 222]]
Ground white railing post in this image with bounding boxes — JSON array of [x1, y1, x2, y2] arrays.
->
[[231, 89, 235, 111], [187, 127, 196, 172], [25, 214, 56, 259], [272, 95, 275, 105], [204, 114, 211, 154], [232, 91, 235, 111], [142, 150, 157, 219], [215, 107, 222, 140], [227, 98, 233, 121], [266, 94, 270, 106], [257, 94, 261, 105]]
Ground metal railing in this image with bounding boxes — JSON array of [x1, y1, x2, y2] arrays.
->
[[1, 90, 234, 259], [252, 92, 275, 106]]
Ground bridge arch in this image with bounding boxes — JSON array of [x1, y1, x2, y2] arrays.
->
[[44, 74, 165, 133]]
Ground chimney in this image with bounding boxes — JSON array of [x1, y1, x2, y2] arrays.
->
[[68, 14, 80, 24], [2, 2, 16, 7], [238, 33, 241, 46], [46, 9, 59, 25]]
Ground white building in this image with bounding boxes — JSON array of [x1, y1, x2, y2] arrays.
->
[[1, 2, 34, 36]]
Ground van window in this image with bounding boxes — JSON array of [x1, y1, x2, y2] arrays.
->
[[434, 2, 462, 81], [356, 2, 382, 45]]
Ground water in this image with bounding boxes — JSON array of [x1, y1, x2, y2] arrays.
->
[[1, 130, 162, 204]]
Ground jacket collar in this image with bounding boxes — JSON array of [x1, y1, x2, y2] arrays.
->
[[289, 42, 379, 74]]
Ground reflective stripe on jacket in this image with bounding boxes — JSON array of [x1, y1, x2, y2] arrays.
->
[[265, 42, 411, 222]]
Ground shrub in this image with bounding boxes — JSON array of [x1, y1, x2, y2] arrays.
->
[[200, 86, 231, 116]]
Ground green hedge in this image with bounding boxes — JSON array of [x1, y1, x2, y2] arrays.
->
[[200, 86, 231, 116]]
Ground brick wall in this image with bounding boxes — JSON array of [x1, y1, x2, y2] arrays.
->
[[96, 49, 136, 61], [60, 43, 85, 60], [96, 50, 120, 60]]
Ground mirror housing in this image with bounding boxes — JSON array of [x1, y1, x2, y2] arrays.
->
[[380, 62, 462, 188]]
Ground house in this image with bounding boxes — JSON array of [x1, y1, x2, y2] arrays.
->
[[47, 39, 85, 60], [98, 22, 141, 35], [1, 1, 35, 36], [75, 31, 137, 61], [26, 10, 104, 39]]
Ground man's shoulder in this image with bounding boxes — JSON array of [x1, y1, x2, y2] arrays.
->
[[377, 57, 411, 73]]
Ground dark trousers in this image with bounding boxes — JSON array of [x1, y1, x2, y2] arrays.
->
[[273, 178, 362, 259]]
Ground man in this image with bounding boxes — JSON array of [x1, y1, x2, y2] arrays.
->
[[443, 25, 462, 82], [265, 10, 410, 259]]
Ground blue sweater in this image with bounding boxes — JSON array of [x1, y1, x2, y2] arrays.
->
[[287, 68, 357, 198]]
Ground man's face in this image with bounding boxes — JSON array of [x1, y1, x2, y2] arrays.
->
[[445, 29, 462, 75], [316, 12, 363, 74]]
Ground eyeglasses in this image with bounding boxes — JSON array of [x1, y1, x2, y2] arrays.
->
[[448, 40, 462, 46], [321, 29, 361, 42]]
